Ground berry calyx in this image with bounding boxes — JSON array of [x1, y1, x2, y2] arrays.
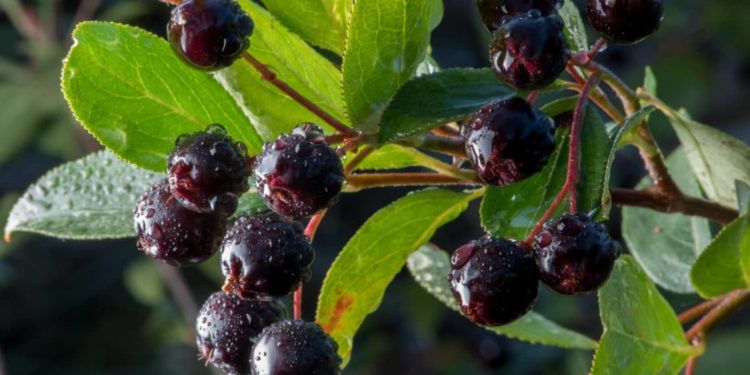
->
[[533, 213, 621, 295], [489, 10, 569, 90], [251, 320, 342, 375], [221, 212, 314, 299], [134, 179, 225, 266], [167, 0, 254, 70], [167, 124, 250, 215], [585, 0, 663, 45], [477, 0, 563, 32], [449, 235, 539, 326], [462, 97, 556, 186], [254, 124, 345, 219], [196, 292, 285, 375]]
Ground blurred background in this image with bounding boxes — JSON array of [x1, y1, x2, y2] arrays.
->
[[1, 0, 749, 374]]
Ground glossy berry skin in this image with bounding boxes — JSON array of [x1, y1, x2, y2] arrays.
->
[[533, 213, 621, 295], [489, 10, 568, 90], [477, 0, 563, 32], [449, 235, 539, 327], [462, 97, 556, 186], [167, 0, 253, 70], [221, 212, 314, 300], [251, 320, 341, 375], [254, 124, 345, 219], [134, 179, 225, 266], [196, 292, 286, 375], [586, 0, 663, 44], [167, 124, 250, 215]]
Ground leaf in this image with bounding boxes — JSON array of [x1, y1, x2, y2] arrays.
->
[[260, 0, 348, 55], [316, 188, 480, 366], [577, 105, 611, 214], [378, 68, 515, 144], [623, 148, 711, 294], [349, 144, 456, 175], [61, 22, 262, 171], [407, 246, 596, 350], [591, 256, 700, 375], [342, 0, 443, 130], [559, 0, 588, 52], [217, 1, 348, 140], [644, 66, 657, 95], [690, 212, 750, 298]]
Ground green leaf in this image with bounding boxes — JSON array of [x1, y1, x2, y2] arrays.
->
[[577, 105, 611, 214], [623, 148, 711, 294], [644, 66, 658, 95], [559, 0, 588, 52], [219, 1, 348, 140], [737, 181, 750, 214], [407, 246, 596, 350], [342, 0, 443, 130], [61, 22, 262, 171], [378, 68, 515, 144], [591, 256, 700, 374], [124, 259, 165, 306], [260, 0, 348, 55], [690, 212, 750, 298], [316, 188, 480, 366], [349, 144, 456, 176]]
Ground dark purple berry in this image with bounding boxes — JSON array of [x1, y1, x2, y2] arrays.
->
[[167, 0, 254, 70], [462, 97, 555, 186], [221, 212, 314, 300], [489, 10, 568, 90], [449, 235, 539, 326], [254, 124, 345, 219], [251, 320, 341, 375], [196, 292, 286, 375], [134, 179, 225, 266], [167, 124, 250, 215], [477, 0, 563, 32], [586, 0, 663, 45], [533, 213, 621, 295]]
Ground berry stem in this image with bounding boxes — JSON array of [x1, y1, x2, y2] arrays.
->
[[685, 290, 750, 342], [405, 134, 467, 159], [344, 146, 375, 175], [293, 211, 327, 320], [610, 187, 738, 225], [241, 52, 358, 138], [678, 297, 724, 325], [684, 356, 698, 375], [526, 90, 539, 104], [345, 172, 482, 192]]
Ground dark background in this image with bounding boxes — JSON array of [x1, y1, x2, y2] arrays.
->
[[1, 1, 749, 374]]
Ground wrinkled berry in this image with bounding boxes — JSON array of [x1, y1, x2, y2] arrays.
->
[[251, 320, 341, 375], [533, 213, 621, 295], [134, 179, 225, 266], [477, 0, 563, 32], [221, 212, 314, 300], [254, 124, 345, 219], [462, 97, 556, 186], [167, 0, 254, 70], [489, 10, 568, 90], [586, 0, 663, 44], [196, 292, 285, 375], [167, 124, 250, 215], [449, 235, 539, 326]]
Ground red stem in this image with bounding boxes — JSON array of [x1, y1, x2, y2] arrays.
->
[[526, 90, 539, 105], [684, 356, 697, 375], [344, 146, 375, 175], [294, 211, 327, 320]]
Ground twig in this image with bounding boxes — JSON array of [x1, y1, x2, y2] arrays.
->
[[406, 133, 467, 158], [684, 356, 698, 375], [293, 211, 327, 320], [344, 146, 374, 175], [686, 290, 750, 341], [155, 262, 200, 324], [610, 187, 738, 225], [345, 172, 481, 192]]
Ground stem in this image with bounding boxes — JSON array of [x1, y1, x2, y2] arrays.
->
[[155, 262, 199, 325], [684, 357, 698, 375], [582, 61, 639, 115], [610, 187, 738, 225], [431, 124, 462, 139], [344, 146, 374, 175], [242, 52, 357, 138], [686, 290, 750, 341], [679, 298, 724, 325], [293, 212, 327, 320], [527, 90, 539, 104], [406, 134, 467, 158], [0, 0, 49, 44], [345, 172, 481, 192]]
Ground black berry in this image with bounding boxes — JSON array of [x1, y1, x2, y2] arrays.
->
[[489, 10, 568, 90], [477, 0, 563, 32], [221, 212, 314, 299], [167, 124, 250, 215], [251, 320, 341, 375], [196, 292, 286, 375], [533, 213, 621, 295], [254, 124, 345, 219], [462, 97, 556, 186], [586, 0, 663, 45], [449, 235, 539, 326], [167, 0, 254, 70], [134, 179, 225, 266]]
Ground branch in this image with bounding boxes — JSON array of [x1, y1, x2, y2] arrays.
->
[[155, 262, 199, 325], [345, 172, 481, 192], [686, 290, 750, 341], [679, 297, 724, 325], [610, 187, 738, 225]]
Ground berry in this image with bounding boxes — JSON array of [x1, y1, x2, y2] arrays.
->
[[167, 124, 250, 215], [476, 0, 563, 32], [449, 235, 539, 326], [251, 320, 341, 375], [586, 0, 663, 44], [167, 0, 254, 70], [196, 292, 286, 375], [489, 10, 568, 90], [254, 124, 345, 219], [221, 212, 314, 299], [134, 179, 225, 266], [462, 97, 556, 186], [533, 213, 621, 295]]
